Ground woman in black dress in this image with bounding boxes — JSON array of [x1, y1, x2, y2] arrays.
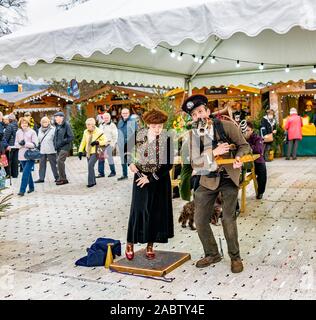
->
[[125, 108, 174, 260]]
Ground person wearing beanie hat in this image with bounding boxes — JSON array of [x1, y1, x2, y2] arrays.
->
[[54, 111, 65, 118], [285, 108, 303, 160], [53, 112, 74, 185], [180, 94, 250, 273], [125, 108, 174, 261]]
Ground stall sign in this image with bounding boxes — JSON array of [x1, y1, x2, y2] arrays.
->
[[205, 88, 228, 95], [305, 82, 316, 90], [111, 94, 129, 101]]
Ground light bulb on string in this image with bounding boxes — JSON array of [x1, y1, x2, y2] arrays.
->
[[285, 65, 290, 73], [169, 49, 176, 58], [199, 56, 204, 64], [210, 56, 216, 64], [312, 65, 316, 73], [236, 60, 241, 68], [259, 63, 264, 70], [192, 55, 199, 63], [150, 48, 157, 54], [177, 52, 183, 61]]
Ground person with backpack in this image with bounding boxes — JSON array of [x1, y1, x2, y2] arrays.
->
[[35, 116, 59, 183], [182, 94, 250, 274]]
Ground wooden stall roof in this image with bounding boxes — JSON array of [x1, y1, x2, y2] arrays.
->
[[165, 85, 260, 98], [75, 84, 155, 104], [260, 79, 316, 94], [0, 89, 75, 107]]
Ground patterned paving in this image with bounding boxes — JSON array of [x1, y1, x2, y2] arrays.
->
[[0, 157, 315, 300]]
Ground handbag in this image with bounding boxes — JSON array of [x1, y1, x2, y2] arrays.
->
[[263, 133, 274, 143], [92, 133, 106, 160], [24, 142, 41, 161], [25, 149, 41, 160], [0, 153, 8, 167]]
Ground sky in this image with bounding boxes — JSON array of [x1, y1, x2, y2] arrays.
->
[[26, 0, 63, 26]]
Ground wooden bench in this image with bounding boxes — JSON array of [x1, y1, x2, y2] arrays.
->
[[239, 159, 259, 215], [216, 154, 260, 215], [170, 156, 182, 189]]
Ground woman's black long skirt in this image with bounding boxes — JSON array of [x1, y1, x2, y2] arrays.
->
[[127, 172, 174, 244]]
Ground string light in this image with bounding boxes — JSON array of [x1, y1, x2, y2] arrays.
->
[[192, 55, 199, 63], [169, 49, 176, 58], [150, 48, 157, 54], [177, 52, 183, 61], [151, 46, 316, 73]]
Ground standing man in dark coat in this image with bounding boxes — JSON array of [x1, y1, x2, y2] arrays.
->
[[4, 114, 19, 178], [53, 112, 74, 185], [182, 94, 250, 274], [260, 109, 277, 161]]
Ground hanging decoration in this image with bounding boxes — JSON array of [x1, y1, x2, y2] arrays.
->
[[23, 90, 74, 104]]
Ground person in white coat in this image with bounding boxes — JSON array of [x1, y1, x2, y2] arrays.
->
[[97, 113, 118, 178], [35, 116, 59, 183]]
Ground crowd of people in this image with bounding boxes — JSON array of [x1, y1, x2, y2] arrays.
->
[[0, 97, 307, 274], [0, 107, 140, 195]]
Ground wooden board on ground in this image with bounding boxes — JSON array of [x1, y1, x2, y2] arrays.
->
[[110, 249, 191, 277]]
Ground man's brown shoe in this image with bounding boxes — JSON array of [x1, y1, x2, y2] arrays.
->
[[231, 258, 244, 273], [56, 180, 69, 185], [196, 254, 222, 268]]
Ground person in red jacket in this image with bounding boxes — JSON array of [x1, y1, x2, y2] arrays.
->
[[285, 108, 303, 160]]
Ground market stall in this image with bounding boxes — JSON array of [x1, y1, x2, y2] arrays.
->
[[1, 0, 316, 90], [75, 84, 154, 123], [166, 85, 262, 120], [0, 89, 74, 124], [264, 80, 316, 156]]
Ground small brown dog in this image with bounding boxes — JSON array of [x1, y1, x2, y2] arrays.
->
[[179, 194, 223, 230]]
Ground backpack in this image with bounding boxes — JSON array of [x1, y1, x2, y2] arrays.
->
[[75, 238, 121, 267]]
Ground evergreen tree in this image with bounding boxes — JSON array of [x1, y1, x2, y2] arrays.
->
[[70, 107, 87, 150]]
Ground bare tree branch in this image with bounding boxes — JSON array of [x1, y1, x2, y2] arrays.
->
[[0, 0, 26, 36], [59, 0, 90, 11]]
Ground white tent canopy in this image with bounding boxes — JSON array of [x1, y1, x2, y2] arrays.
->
[[1, 0, 316, 88]]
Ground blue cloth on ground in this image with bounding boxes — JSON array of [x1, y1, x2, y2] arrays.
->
[[75, 238, 121, 267]]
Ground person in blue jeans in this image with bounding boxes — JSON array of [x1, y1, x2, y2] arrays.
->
[[97, 113, 118, 178], [14, 117, 38, 196], [117, 108, 137, 181]]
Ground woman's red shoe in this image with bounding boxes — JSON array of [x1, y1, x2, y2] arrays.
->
[[146, 243, 155, 260], [125, 243, 134, 260]]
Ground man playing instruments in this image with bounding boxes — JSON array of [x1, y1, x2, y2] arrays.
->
[[182, 94, 250, 273]]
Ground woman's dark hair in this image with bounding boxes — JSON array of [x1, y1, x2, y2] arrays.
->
[[97, 105, 106, 112], [246, 121, 254, 129]]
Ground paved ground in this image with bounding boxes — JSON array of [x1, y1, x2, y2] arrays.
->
[[0, 156, 315, 300]]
